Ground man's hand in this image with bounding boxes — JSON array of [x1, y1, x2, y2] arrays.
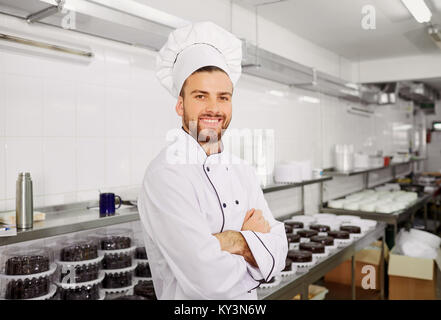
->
[[213, 231, 258, 267], [241, 209, 270, 233]]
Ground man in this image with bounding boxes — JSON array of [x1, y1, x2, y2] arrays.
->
[[138, 21, 287, 300]]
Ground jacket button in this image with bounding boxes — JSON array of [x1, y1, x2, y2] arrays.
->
[[206, 167, 210, 172], [223, 203, 227, 208], [235, 200, 239, 205]]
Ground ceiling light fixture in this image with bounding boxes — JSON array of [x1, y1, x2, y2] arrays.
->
[[401, 0, 432, 23], [39, 0, 189, 29]]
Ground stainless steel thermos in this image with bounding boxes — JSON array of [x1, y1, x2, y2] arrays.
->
[[16, 172, 34, 230]]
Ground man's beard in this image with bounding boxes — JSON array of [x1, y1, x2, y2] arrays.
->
[[183, 108, 231, 145]]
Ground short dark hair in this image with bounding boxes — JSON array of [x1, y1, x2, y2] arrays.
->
[[179, 66, 228, 98]]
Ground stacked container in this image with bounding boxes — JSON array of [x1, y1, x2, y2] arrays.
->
[[0, 246, 57, 300]]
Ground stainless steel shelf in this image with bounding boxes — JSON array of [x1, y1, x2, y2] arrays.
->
[[258, 222, 386, 300], [323, 160, 415, 177], [262, 176, 332, 193], [322, 194, 430, 223], [0, 202, 139, 246]]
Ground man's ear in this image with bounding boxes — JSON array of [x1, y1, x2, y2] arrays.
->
[[175, 96, 184, 117]]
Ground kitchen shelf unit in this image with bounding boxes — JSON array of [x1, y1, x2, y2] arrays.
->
[[258, 222, 387, 300]]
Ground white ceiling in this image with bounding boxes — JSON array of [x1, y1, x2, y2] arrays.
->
[[236, 0, 441, 62]]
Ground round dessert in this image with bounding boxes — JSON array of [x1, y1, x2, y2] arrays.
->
[[284, 221, 304, 229], [60, 241, 98, 262], [297, 229, 319, 238], [5, 254, 50, 276], [283, 258, 293, 272], [287, 250, 313, 263], [56, 284, 100, 300], [286, 233, 300, 244], [309, 224, 331, 233], [100, 236, 131, 250], [328, 230, 350, 239], [5, 276, 50, 299], [60, 263, 100, 283], [135, 262, 151, 278], [102, 271, 132, 289], [134, 280, 157, 300], [102, 253, 132, 270], [299, 242, 325, 254], [135, 247, 148, 260], [285, 225, 293, 234], [310, 235, 334, 246], [340, 225, 361, 234]]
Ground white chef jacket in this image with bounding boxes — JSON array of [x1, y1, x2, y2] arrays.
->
[[137, 128, 287, 300]]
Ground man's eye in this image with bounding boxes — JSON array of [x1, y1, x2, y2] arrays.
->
[[195, 95, 205, 99], [220, 96, 230, 101]]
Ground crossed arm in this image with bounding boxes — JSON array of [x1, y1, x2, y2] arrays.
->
[[213, 208, 270, 268]]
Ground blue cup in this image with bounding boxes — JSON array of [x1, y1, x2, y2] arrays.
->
[[99, 193, 122, 217]]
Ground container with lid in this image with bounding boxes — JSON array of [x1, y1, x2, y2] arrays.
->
[[287, 250, 315, 273], [0, 246, 57, 300]]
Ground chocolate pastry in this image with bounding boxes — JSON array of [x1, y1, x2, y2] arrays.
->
[[283, 258, 293, 272], [60, 263, 100, 283], [287, 250, 313, 263], [100, 236, 131, 250], [284, 221, 304, 229], [135, 247, 148, 260], [286, 233, 300, 244], [310, 235, 334, 246], [57, 284, 100, 300], [5, 255, 50, 275], [5, 276, 50, 299], [309, 224, 330, 233], [299, 242, 325, 254], [60, 242, 98, 262], [328, 230, 350, 239], [134, 280, 157, 300], [296, 229, 318, 238], [285, 225, 293, 234], [135, 262, 151, 278], [102, 271, 132, 289], [340, 225, 361, 234], [102, 253, 132, 269]]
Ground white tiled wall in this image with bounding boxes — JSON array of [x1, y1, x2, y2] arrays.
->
[[0, 14, 414, 216]]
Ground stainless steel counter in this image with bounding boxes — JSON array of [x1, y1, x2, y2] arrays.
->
[[258, 222, 387, 300], [0, 202, 139, 246]]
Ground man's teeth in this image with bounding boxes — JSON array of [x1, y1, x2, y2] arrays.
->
[[201, 119, 220, 123]]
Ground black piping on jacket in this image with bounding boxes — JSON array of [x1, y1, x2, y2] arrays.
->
[[252, 231, 275, 283]]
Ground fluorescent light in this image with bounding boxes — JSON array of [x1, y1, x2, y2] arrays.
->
[[39, 0, 189, 29], [268, 90, 285, 97], [345, 83, 359, 90], [299, 96, 320, 104], [401, 0, 432, 23], [340, 88, 360, 97]]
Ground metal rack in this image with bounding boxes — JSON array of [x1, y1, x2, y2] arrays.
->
[[258, 222, 387, 300], [321, 194, 432, 240], [323, 158, 426, 190], [262, 176, 332, 215]]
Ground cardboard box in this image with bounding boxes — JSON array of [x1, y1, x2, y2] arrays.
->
[[388, 247, 441, 300], [324, 241, 388, 290], [292, 285, 329, 300]]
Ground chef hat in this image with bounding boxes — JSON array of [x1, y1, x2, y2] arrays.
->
[[156, 21, 242, 98]]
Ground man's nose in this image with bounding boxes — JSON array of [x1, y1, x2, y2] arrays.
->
[[205, 96, 220, 113]]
